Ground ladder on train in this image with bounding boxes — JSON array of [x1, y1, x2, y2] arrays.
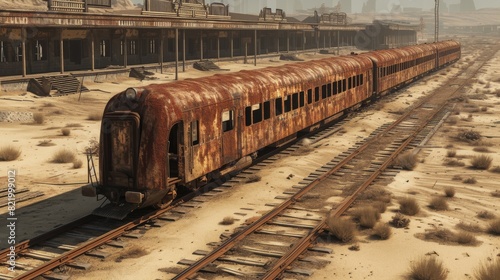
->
[[86, 148, 99, 186]]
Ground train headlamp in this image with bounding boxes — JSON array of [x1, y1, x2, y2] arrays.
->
[[125, 88, 138, 100]]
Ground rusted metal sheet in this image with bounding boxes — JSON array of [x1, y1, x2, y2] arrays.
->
[[435, 40, 461, 67]]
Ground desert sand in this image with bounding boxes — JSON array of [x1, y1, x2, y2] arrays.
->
[[0, 35, 499, 280]]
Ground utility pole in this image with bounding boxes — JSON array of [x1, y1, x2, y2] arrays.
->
[[435, 0, 439, 42]]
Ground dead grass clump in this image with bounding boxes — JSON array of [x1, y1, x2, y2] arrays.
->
[[51, 110, 64, 115], [220, 216, 235, 225], [429, 197, 449, 211], [358, 186, 392, 203], [326, 217, 357, 243], [43, 102, 55, 107], [446, 150, 457, 157], [473, 146, 491, 153], [477, 211, 495, 220], [37, 140, 56, 147], [407, 257, 448, 280], [391, 213, 410, 228], [470, 155, 493, 170], [456, 222, 482, 233], [66, 123, 84, 128], [490, 166, 500, 173], [480, 106, 488, 112], [353, 206, 380, 228], [370, 201, 387, 213], [33, 112, 45, 124], [456, 130, 482, 143], [446, 116, 458, 125], [424, 228, 455, 242], [474, 260, 500, 280], [443, 159, 465, 167], [451, 175, 462, 181], [373, 223, 392, 240], [394, 151, 418, 170], [463, 177, 477, 184], [51, 149, 76, 163], [491, 190, 500, 198], [455, 231, 478, 245], [399, 197, 420, 216], [488, 219, 500, 235], [73, 159, 83, 169], [116, 247, 148, 262], [444, 187, 455, 198], [61, 128, 71, 136], [87, 113, 102, 121], [0, 146, 22, 161]]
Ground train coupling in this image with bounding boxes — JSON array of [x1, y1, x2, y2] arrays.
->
[[82, 183, 97, 197]]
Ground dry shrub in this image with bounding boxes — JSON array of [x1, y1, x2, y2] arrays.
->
[[43, 102, 55, 107], [474, 260, 500, 280], [429, 197, 449, 211], [456, 222, 482, 233], [353, 206, 380, 228], [456, 130, 481, 143], [407, 257, 448, 280], [326, 217, 357, 243], [463, 177, 477, 184], [394, 151, 418, 170], [443, 187, 455, 198], [490, 166, 500, 173], [488, 219, 500, 235], [473, 146, 490, 153], [33, 112, 45, 124], [373, 223, 392, 240], [61, 128, 71, 136], [51, 149, 76, 163], [370, 201, 387, 213], [87, 112, 102, 121], [444, 159, 465, 167], [456, 231, 478, 245], [391, 213, 410, 228], [66, 123, 84, 127], [0, 146, 22, 161], [358, 186, 392, 203], [446, 149, 457, 157], [491, 190, 500, 198], [220, 216, 235, 225], [480, 106, 488, 112], [86, 138, 99, 156], [470, 155, 493, 170], [73, 159, 83, 169], [399, 197, 420, 216], [424, 228, 455, 242], [477, 211, 496, 220]]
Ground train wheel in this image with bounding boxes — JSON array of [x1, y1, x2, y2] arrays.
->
[[153, 189, 177, 209]]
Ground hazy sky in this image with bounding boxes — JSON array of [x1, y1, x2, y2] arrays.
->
[[133, 0, 500, 14]]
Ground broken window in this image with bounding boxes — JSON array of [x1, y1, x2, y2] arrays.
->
[[264, 101, 271, 120], [275, 97, 283, 116], [222, 110, 234, 132], [191, 120, 199, 146]]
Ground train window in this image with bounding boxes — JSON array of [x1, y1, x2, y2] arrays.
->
[[292, 93, 299, 110], [264, 101, 271, 120], [191, 120, 199, 145], [314, 87, 320, 102], [222, 110, 234, 132], [360, 74, 364, 85], [307, 89, 313, 104], [337, 80, 342, 93], [333, 81, 338, 95], [252, 103, 263, 124], [284, 95, 291, 112], [327, 83, 332, 97], [245, 106, 252, 126], [321, 85, 327, 99], [348, 77, 352, 90], [275, 97, 283, 116], [342, 79, 347, 92], [300, 91, 305, 107]]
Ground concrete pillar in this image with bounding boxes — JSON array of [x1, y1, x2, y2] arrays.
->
[[217, 35, 220, 60], [159, 30, 164, 74], [60, 30, 64, 74], [123, 37, 128, 68], [286, 31, 290, 53], [21, 28, 27, 77], [91, 31, 95, 71], [175, 28, 179, 80], [230, 31, 234, 58], [182, 29, 186, 72], [200, 31, 203, 61], [254, 29, 257, 66]]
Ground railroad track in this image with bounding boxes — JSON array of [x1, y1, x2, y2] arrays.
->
[[171, 46, 499, 279]]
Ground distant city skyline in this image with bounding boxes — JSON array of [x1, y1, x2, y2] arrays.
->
[[131, 0, 500, 14]]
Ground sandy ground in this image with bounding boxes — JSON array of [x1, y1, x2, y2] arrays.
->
[[1, 36, 499, 280]]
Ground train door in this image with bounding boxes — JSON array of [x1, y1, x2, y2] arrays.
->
[[167, 122, 183, 179], [221, 108, 240, 164]]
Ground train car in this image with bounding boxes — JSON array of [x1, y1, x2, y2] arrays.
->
[[83, 42, 460, 219], [82, 54, 373, 218], [359, 43, 437, 95], [435, 40, 461, 68]]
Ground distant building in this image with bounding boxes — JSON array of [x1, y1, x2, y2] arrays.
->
[[362, 0, 376, 13], [460, 0, 476, 11]]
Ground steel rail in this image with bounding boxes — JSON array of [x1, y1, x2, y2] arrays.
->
[[262, 46, 500, 279]]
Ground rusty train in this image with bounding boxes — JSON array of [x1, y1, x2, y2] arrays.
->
[[82, 40, 461, 218]]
